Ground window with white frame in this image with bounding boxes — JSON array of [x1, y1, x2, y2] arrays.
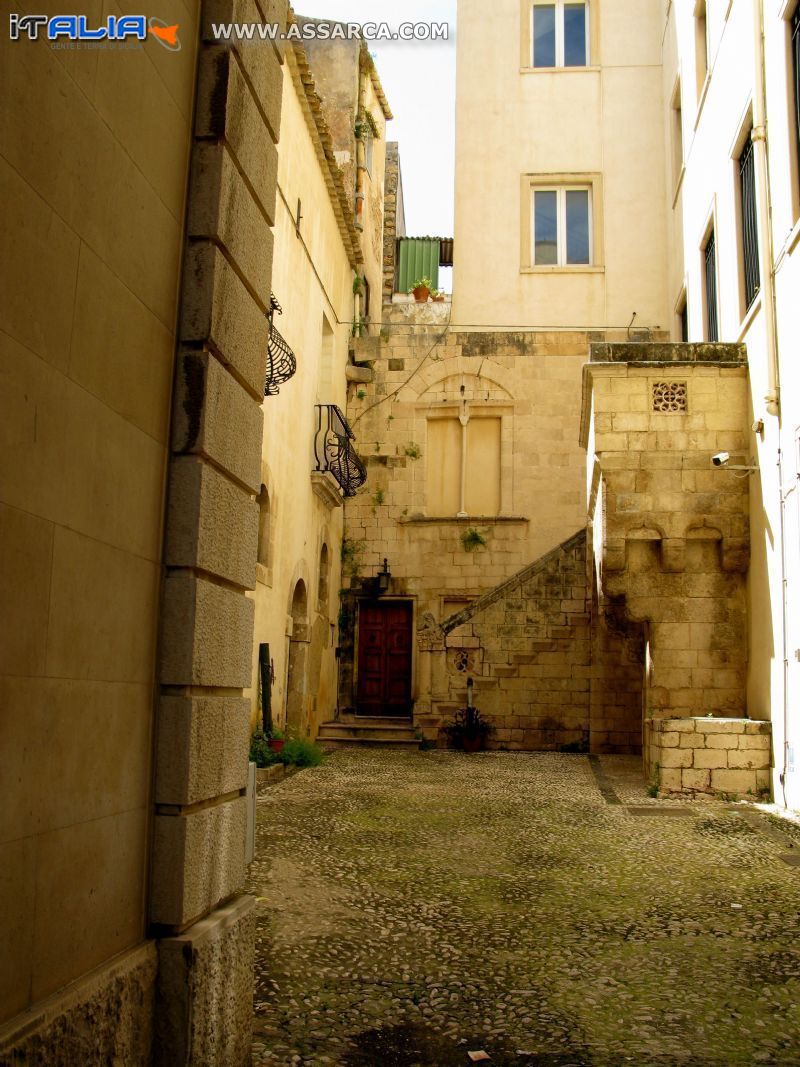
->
[[532, 186, 591, 265], [531, 1, 588, 68]]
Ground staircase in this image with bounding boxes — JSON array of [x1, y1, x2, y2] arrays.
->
[[317, 716, 420, 749]]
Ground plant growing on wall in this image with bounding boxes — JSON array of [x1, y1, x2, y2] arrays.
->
[[403, 442, 422, 459], [357, 389, 366, 400], [371, 488, 385, 511], [341, 537, 366, 577], [461, 528, 487, 552]]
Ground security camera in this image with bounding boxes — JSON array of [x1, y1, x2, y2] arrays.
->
[[711, 452, 730, 467]]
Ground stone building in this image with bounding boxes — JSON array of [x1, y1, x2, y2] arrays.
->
[[0, 1, 287, 1062], [246, 26, 391, 743], [335, 0, 799, 807]]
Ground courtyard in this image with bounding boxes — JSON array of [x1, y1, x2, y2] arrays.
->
[[249, 749, 800, 1066]]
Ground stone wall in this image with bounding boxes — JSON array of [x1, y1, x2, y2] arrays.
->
[[581, 343, 755, 790], [0, 0, 196, 1050], [648, 718, 772, 798], [406, 532, 644, 753], [152, 2, 286, 1063]]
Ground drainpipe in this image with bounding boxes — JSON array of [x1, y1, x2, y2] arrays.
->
[[354, 65, 368, 233], [752, 0, 790, 801], [751, 0, 780, 417]]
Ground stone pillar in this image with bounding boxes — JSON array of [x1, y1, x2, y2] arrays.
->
[[151, 3, 286, 1063]]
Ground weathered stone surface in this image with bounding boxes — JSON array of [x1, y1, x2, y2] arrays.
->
[[180, 243, 271, 399], [0, 944, 156, 1066], [165, 456, 259, 590], [159, 573, 255, 688], [155, 695, 251, 806], [171, 349, 264, 491], [155, 896, 255, 1067], [151, 798, 247, 927]]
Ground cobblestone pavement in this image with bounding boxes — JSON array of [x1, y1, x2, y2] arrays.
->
[[248, 750, 800, 1066]]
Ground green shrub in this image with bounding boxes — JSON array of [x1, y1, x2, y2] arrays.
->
[[278, 738, 325, 768], [249, 730, 279, 768]]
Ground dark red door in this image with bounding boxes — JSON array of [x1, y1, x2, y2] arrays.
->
[[356, 601, 413, 717]]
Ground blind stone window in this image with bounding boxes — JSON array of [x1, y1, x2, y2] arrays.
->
[[427, 416, 501, 517]]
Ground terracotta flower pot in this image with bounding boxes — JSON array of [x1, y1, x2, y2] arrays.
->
[[431, 294, 445, 303], [412, 286, 430, 303], [269, 738, 285, 753], [461, 735, 484, 753]]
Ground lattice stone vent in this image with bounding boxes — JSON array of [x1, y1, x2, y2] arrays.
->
[[652, 381, 687, 412]]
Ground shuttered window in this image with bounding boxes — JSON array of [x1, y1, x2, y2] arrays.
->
[[738, 132, 760, 311], [793, 7, 800, 180], [704, 230, 719, 342]]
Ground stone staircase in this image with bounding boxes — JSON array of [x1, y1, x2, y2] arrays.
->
[[317, 716, 420, 749]]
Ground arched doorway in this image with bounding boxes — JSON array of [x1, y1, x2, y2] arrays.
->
[[285, 579, 309, 733]]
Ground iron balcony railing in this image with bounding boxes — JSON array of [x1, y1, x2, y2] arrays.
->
[[264, 294, 297, 396], [313, 404, 367, 498]]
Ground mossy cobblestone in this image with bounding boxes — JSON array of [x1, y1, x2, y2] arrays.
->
[[248, 750, 800, 1065]]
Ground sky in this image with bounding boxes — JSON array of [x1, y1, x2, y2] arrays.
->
[[295, 0, 457, 241]]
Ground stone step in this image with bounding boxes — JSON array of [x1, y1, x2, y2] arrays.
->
[[321, 736, 421, 750], [318, 721, 417, 743]]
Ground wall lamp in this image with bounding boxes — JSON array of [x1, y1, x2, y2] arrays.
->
[[368, 558, 392, 596]]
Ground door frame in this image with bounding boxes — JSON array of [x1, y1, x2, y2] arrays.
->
[[353, 596, 416, 718]]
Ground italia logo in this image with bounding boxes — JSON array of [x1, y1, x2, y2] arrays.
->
[[8, 13, 181, 50]]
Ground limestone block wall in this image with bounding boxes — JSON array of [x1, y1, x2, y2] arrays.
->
[[648, 718, 772, 798], [409, 532, 644, 753], [582, 344, 751, 726], [0, 0, 197, 1050]]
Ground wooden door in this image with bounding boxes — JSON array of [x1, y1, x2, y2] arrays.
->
[[356, 601, 413, 717]]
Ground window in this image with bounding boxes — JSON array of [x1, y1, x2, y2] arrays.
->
[[533, 187, 591, 265], [317, 543, 329, 609], [702, 228, 719, 341], [791, 5, 800, 200], [676, 290, 689, 342], [738, 129, 760, 312], [257, 485, 272, 568], [670, 79, 684, 192], [695, 0, 709, 96], [532, 1, 588, 68], [426, 416, 501, 517]]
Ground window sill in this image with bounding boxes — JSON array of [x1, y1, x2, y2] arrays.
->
[[520, 64, 600, 74], [671, 164, 686, 209], [521, 265, 604, 274], [736, 293, 762, 342], [400, 515, 529, 526]]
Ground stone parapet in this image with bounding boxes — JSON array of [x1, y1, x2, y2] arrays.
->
[[647, 717, 771, 798]]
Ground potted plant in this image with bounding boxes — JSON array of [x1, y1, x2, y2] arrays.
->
[[410, 276, 433, 303], [430, 288, 445, 303], [442, 705, 493, 752], [268, 726, 286, 753]]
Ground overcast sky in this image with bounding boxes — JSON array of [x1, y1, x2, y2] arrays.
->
[[295, 0, 457, 240]]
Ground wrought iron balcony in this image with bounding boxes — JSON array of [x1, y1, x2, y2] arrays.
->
[[264, 294, 297, 396], [313, 404, 367, 498]]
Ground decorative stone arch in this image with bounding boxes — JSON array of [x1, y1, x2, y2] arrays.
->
[[412, 363, 515, 403]]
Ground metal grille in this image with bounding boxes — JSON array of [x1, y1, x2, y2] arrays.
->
[[264, 295, 297, 397], [704, 231, 718, 342], [313, 404, 367, 498], [739, 134, 760, 311], [793, 7, 800, 176]]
